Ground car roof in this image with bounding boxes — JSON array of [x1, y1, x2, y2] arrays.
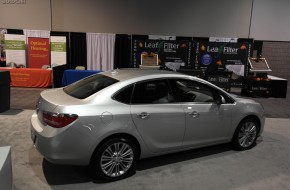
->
[[100, 68, 187, 81]]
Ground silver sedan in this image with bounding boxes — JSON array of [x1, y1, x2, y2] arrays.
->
[[31, 69, 265, 181]]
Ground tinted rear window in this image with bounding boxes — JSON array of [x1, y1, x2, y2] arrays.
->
[[64, 74, 119, 99], [113, 85, 134, 104]]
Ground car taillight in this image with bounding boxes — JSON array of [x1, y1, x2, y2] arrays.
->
[[42, 111, 78, 128]]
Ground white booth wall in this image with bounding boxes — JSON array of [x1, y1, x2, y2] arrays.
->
[[1, 0, 252, 38], [1, 0, 290, 40], [1, 0, 290, 81]]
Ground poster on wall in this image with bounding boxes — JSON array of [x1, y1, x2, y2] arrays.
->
[[4, 34, 26, 67], [141, 53, 158, 66], [196, 42, 249, 86], [0, 29, 7, 65], [50, 36, 66, 67], [28, 37, 50, 68], [132, 40, 191, 70]]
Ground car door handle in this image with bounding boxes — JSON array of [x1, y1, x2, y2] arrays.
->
[[137, 112, 150, 120], [188, 111, 199, 118]]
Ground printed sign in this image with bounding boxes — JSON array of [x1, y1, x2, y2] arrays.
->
[[28, 37, 50, 68], [4, 34, 26, 67], [51, 36, 66, 67], [132, 39, 191, 70], [196, 42, 249, 86]]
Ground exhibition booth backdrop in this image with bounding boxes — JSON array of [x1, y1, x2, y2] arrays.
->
[[0, 28, 287, 98]]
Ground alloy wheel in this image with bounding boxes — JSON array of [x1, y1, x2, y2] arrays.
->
[[100, 142, 134, 178], [238, 121, 257, 148]]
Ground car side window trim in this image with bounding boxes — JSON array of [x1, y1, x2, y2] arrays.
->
[[112, 77, 235, 105]]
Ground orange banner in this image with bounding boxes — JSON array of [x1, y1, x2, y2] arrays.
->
[[28, 37, 50, 68]]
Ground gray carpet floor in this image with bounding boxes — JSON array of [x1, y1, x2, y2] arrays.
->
[[10, 87, 46, 110]]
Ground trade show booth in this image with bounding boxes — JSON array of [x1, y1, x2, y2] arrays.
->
[[0, 28, 287, 98]]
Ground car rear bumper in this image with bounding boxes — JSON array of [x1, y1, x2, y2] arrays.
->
[[30, 112, 94, 166]]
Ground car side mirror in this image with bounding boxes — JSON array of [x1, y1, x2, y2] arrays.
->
[[216, 95, 225, 105]]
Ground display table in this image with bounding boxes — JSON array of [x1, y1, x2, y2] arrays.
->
[[0, 68, 52, 88], [268, 75, 288, 98], [205, 71, 232, 92], [241, 78, 270, 98], [0, 71, 10, 112], [62, 69, 102, 86], [241, 75, 287, 98]]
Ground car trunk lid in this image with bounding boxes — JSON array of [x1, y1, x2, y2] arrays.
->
[[36, 88, 82, 123]]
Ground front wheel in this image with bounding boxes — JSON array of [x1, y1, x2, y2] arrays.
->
[[232, 118, 259, 150], [93, 138, 138, 181]]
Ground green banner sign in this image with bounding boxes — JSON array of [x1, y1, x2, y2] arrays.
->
[[51, 42, 66, 52], [5, 40, 25, 50]]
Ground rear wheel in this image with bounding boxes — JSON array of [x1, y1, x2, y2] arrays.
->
[[93, 138, 138, 181], [232, 118, 259, 150]]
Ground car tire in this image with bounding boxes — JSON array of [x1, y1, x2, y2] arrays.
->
[[232, 118, 259, 151], [93, 138, 138, 181]]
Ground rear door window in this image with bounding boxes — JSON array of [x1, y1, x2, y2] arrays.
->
[[131, 79, 176, 104], [64, 74, 119, 99]]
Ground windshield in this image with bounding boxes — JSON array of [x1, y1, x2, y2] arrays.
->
[[64, 74, 119, 99]]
